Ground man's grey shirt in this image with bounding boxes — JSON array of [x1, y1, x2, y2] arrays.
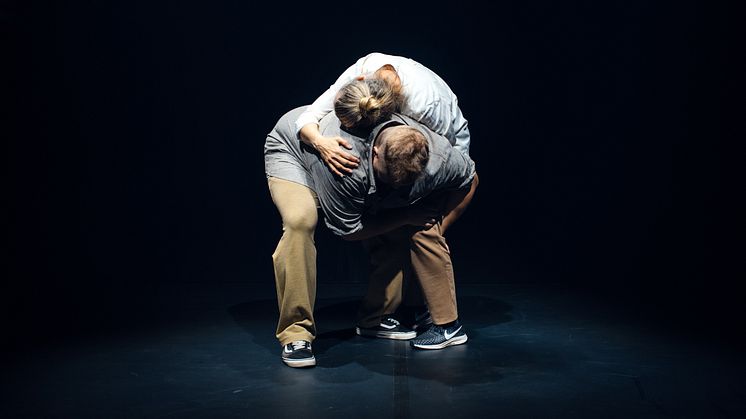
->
[[265, 106, 475, 236]]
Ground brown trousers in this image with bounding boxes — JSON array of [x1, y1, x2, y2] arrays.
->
[[268, 177, 458, 345], [356, 223, 458, 327]]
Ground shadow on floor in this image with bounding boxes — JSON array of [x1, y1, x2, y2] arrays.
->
[[228, 295, 516, 385]]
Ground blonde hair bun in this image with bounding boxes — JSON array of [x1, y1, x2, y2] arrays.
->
[[334, 78, 405, 128], [358, 96, 381, 116]]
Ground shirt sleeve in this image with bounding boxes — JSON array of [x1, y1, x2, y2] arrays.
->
[[416, 98, 471, 156], [294, 56, 368, 135], [437, 147, 476, 191], [403, 65, 472, 156], [449, 95, 471, 156]]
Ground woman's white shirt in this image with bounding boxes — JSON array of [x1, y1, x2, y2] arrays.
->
[[294, 52, 470, 156]]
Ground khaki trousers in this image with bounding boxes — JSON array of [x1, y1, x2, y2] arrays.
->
[[357, 223, 458, 327], [268, 177, 319, 346]]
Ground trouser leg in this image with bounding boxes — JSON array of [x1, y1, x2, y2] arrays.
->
[[402, 272, 425, 308], [356, 228, 411, 328], [268, 177, 319, 345], [410, 222, 458, 325]]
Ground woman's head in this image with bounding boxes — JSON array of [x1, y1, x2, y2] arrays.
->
[[334, 78, 404, 129]]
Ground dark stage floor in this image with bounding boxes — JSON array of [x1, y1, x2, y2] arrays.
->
[[2, 282, 744, 418]]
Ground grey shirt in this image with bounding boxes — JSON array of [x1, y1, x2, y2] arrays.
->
[[265, 106, 475, 236]]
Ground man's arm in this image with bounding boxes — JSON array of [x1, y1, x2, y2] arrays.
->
[[341, 206, 441, 241], [342, 172, 477, 241], [441, 172, 479, 234]]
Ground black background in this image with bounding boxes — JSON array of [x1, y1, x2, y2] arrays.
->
[[6, 1, 744, 351]]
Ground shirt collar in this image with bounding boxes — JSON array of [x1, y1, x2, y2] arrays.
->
[[367, 115, 407, 144]]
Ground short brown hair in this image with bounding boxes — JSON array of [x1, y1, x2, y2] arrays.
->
[[380, 126, 429, 187]]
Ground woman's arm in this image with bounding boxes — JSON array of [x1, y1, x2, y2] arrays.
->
[[295, 57, 369, 176]]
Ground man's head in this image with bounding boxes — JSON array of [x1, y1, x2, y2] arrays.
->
[[334, 78, 404, 129], [372, 125, 429, 188]]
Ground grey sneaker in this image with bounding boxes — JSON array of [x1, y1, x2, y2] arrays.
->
[[281, 340, 316, 368], [410, 319, 468, 350], [356, 316, 416, 340]]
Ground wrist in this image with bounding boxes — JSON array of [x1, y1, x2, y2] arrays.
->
[[308, 136, 321, 150], [300, 124, 322, 146]]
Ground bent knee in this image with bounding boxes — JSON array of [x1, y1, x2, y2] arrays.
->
[[283, 211, 317, 233]]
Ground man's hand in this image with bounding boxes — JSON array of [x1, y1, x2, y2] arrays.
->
[[312, 135, 360, 176], [405, 204, 442, 230]]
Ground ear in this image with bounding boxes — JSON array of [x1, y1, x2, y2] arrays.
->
[[378, 64, 396, 72]]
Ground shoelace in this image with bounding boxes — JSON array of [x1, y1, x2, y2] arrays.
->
[[290, 340, 309, 350], [383, 317, 401, 326]]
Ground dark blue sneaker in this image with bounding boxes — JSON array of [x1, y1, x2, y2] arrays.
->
[[410, 319, 468, 349], [281, 340, 316, 368], [356, 316, 416, 340]]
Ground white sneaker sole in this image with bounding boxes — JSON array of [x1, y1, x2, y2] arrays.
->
[[282, 356, 316, 368], [411, 334, 468, 350], [355, 327, 416, 340]]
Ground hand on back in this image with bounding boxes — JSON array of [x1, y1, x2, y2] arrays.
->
[[315, 135, 360, 176]]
